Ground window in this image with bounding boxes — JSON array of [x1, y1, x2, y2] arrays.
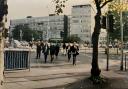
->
[[72, 20, 79, 23]]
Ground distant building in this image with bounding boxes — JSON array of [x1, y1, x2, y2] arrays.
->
[[99, 29, 107, 47], [70, 4, 95, 43], [10, 15, 68, 41]]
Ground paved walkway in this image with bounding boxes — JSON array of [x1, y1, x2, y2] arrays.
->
[[1, 48, 128, 89], [0, 58, 128, 89]]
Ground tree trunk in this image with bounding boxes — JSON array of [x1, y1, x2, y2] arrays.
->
[[91, 11, 101, 77]]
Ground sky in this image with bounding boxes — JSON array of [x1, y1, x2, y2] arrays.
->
[[7, 0, 112, 27], [8, 0, 91, 20]]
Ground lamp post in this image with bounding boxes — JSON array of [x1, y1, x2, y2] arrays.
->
[[106, 14, 109, 71], [120, 0, 124, 71], [120, 12, 123, 71], [120, 0, 128, 70]]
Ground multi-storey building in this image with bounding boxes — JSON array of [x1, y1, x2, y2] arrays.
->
[[10, 15, 68, 41], [70, 4, 95, 43], [99, 29, 107, 47]]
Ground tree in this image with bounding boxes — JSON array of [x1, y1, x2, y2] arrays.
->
[[90, 0, 113, 80], [109, 11, 128, 42], [63, 35, 81, 43], [12, 24, 40, 41], [54, 0, 113, 83]]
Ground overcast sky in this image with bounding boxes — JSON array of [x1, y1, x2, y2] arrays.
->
[[8, 0, 91, 20]]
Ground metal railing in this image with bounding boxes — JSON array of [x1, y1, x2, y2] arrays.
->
[[4, 48, 30, 71]]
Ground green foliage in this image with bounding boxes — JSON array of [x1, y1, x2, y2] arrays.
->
[[12, 24, 41, 41], [109, 11, 128, 42], [53, 0, 68, 15], [63, 35, 81, 43]]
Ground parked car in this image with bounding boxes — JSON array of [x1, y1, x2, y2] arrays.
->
[[109, 44, 113, 48], [13, 40, 22, 48], [20, 41, 29, 47]]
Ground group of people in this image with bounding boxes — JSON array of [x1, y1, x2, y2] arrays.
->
[[35, 41, 79, 65], [36, 41, 60, 63], [63, 42, 79, 65]]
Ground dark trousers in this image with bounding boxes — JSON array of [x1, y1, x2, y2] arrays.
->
[[73, 54, 76, 65], [44, 54, 48, 63], [55, 52, 59, 59], [50, 55, 54, 63], [36, 51, 41, 59], [68, 52, 71, 61]]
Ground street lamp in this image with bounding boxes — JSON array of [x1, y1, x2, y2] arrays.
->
[[120, 0, 126, 71]]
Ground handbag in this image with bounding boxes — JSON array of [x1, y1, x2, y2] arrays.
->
[[76, 51, 79, 55]]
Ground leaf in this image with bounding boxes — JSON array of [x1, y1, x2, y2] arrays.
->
[[55, 0, 59, 3], [63, 5, 65, 7], [56, 5, 59, 8]]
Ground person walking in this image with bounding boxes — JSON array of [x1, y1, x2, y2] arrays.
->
[[36, 41, 42, 59], [70, 42, 79, 65], [41, 41, 44, 50], [62, 43, 66, 56], [66, 43, 71, 62], [29, 41, 33, 48], [50, 43, 55, 63], [42, 41, 49, 63], [55, 43, 60, 59]]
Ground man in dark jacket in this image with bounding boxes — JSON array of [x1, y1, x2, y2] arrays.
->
[[66, 43, 71, 62], [36, 41, 42, 59], [50, 43, 55, 63], [41, 41, 44, 49], [42, 41, 49, 63], [55, 43, 60, 59], [70, 42, 79, 65]]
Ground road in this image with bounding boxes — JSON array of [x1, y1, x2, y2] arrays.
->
[[29, 49, 121, 69]]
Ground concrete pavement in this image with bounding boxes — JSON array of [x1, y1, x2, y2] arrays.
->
[[1, 49, 128, 89]]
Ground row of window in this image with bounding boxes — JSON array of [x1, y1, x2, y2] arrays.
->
[[99, 37, 107, 40], [72, 15, 91, 18], [72, 19, 91, 23]]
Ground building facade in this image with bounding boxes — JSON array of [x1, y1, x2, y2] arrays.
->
[[10, 15, 68, 41], [99, 29, 107, 47], [70, 4, 95, 43]]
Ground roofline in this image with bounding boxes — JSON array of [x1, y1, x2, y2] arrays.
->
[[72, 4, 91, 7]]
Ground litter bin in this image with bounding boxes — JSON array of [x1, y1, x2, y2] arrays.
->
[[4, 48, 30, 71]]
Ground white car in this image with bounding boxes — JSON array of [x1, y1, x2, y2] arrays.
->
[[13, 40, 22, 48]]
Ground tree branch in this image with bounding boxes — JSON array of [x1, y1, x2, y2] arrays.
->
[[99, 0, 102, 5], [95, 0, 101, 9], [100, 0, 113, 8]]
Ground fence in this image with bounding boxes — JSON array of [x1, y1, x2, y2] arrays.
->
[[4, 48, 30, 71]]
